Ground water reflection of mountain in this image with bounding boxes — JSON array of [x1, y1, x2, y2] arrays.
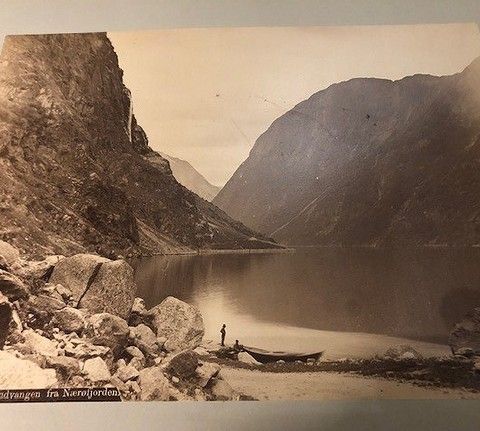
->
[[133, 249, 480, 343]]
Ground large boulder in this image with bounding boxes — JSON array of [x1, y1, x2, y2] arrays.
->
[[138, 367, 171, 401], [0, 241, 20, 268], [81, 260, 136, 319], [52, 307, 86, 334], [85, 313, 130, 355], [167, 350, 199, 378], [449, 308, 480, 355], [148, 297, 204, 352], [49, 254, 109, 299], [130, 324, 160, 358], [0, 270, 29, 300], [0, 351, 58, 389], [0, 293, 12, 349], [49, 254, 135, 319]]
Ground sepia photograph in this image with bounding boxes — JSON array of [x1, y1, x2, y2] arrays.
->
[[1, 21, 480, 403]]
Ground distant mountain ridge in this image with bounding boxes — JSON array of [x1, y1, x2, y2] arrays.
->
[[214, 57, 480, 246], [158, 152, 220, 201]]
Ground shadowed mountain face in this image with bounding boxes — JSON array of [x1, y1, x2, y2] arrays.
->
[[0, 33, 274, 258], [214, 57, 480, 246], [158, 152, 221, 201]]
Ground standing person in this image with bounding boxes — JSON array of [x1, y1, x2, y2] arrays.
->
[[220, 324, 226, 346]]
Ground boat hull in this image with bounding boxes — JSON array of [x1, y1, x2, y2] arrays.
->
[[243, 347, 323, 364]]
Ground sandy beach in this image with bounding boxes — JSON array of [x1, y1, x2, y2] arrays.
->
[[221, 367, 480, 400]]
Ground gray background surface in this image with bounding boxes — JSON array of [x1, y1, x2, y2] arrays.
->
[[0, 1, 479, 429]]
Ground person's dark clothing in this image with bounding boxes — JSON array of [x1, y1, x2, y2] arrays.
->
[[220, 327, 226, 346]]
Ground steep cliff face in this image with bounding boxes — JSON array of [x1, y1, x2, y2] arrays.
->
[[214, 57, 480, 246], [0, 33, 273, 258], [158, 152, 220, 201]]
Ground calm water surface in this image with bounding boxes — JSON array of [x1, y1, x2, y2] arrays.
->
[[132, 248, 480, 356]]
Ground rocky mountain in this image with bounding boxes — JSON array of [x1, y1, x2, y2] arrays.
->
[[158, 152, 220, 201], [0, 33, 275, 258], [214, 57, 480, 246]]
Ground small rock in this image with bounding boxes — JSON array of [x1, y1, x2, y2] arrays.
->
[[156, 336, 167, 350], [38, 284, 64, 302], [55, 284, 73, 302], [83, 357, 111, 383], [0, 293, 12, 349], [449, 308, 480, 356], [28, 294, 66, 314], [0, 241, 20, 267], [399, 351, 417, 360], [138, 367, 170, 401], [125, 346, 146, 368], [0, 270, 29, 301], [45, 356, 81, 378], [167, 350, 199, 378], [130, 324, 159, 357], [171, 376, 179, 384], [129, 380, 141, 394], [69, 375, 86, 387], [64, 342, 110, 359], [132, 297, 147, 314], [384, 345, 422, 360], [22, 330, 58, 357], [115, 365, 140, 382], [17, 255, 64, 280], [209, 378, 237, 401], [193, 346, 209, 356], [110, 375, 129, 393], [0, 256, 9, 271], [456, 347, 475, 358], [116, 359, 127, 369], [237, 351, 261, 365], [85, 313, 129, 356], [195, 362, 221, 387], [52, 307, 86, 334]]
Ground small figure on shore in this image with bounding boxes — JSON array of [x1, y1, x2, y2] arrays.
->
[[220, 324, 226, 346], [233, 339, 243, 353]]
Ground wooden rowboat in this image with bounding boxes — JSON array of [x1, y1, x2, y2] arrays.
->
[[242, 346, 324, 364]]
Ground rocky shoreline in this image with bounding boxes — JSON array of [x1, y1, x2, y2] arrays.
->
[[0, 240, 243, 401], [2, 238, 480, 401]]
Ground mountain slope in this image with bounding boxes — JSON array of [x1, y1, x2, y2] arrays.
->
[[214, 58, 480, 246], [0, 33, 275, 258], [158, 152, 220, 201]]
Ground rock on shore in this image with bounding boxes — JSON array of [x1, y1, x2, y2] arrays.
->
[[50, 254, 135, 319], [449, 307, 480, 355], [148, 296, 205, 352], [0, 241, 237, 401]]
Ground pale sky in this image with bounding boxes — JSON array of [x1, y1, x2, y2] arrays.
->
[[110, 24, 480, 186]]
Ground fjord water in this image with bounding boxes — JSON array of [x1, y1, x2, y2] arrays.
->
[[132, 248, 480, 358]]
